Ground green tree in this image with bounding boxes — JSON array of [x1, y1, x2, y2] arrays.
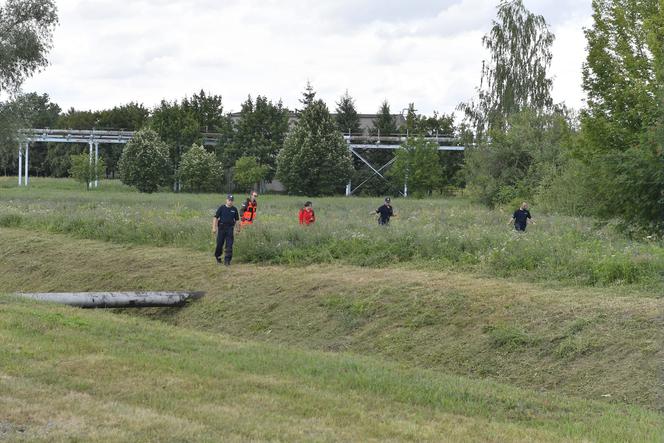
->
[[118, 128, 171, 193], [371, 100, 398, 137], [150, 100, 201, 190], [221, 95, 289, 181], [389, 137, 443, 197], [464, 109, 574, 206], [178, 144, 223, 193], [460, 0, 554, 137], [68, 153, 105, 190], [182, 90, 229, 132], [0, 0, 58, 92], [335, 90, 361, 135], [277, 100, 353, 195], [233, 156, 268, 192], [299, 81, 316, 109]]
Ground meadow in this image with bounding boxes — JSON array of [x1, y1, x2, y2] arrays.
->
[[1, 177, 663, 442], [1, 178, 664, 288]]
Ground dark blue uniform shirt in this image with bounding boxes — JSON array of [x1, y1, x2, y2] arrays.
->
[[376, 204, 394, 224], [513, 209, 531, 231], [215, 205, 239, 227]]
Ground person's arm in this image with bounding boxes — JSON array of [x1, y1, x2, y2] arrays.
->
[[528, 212, 535, 225], [240, 203, 247, 221], [310, 210, 316, 223], [212, 217, 218, 234], [299, 209, 304, 224]]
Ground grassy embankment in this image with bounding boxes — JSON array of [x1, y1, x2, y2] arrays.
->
[[2, 178, 664, 288], [1, 295, 663, 442], [1, 228, 662, 412]]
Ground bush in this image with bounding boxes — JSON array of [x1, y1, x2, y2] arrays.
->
[[178, 144, 223, 193], [69, 153, 105, 190], [233, 156, 268, 192], [118, 128, 171, 193]]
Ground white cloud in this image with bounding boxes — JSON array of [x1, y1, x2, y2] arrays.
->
[[22, 0, 594, 117]]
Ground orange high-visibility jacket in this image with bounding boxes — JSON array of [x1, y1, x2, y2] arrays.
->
[[241, 200, 257, 223]]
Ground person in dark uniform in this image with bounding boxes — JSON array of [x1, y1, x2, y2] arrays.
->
[[509, 202, 534, 232], [212, 194, 239, 265], [376, 197, 395, 225]]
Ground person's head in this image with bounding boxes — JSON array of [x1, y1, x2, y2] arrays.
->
[[251, 191, 258, 201], [520, 202, 528, 210], [226, 194, 234, 206], [385, 197, 391, 205], [304, 201, 312, 210]]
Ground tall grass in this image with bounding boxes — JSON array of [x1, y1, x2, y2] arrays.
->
[[2, 178, 664, 288]]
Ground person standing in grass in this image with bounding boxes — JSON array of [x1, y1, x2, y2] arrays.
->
[[509, 202, 534, 232], [212, 194, 239, 266], [299, 201, 316, 225], [240, 191, 258, 227], [375, 197, 395, 225]]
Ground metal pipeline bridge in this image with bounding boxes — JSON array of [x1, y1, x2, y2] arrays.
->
[[15, 129, 465, 196]]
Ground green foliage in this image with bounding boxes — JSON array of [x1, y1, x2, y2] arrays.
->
[[182, 89, 228, 132], [335, 90, 361, 134], [277, 100, 353, 195], [0, 0, 58, 92], [299, 80, 316, 109], [118, 129, 171, 193], [221, 95, 289, 181], [389, 137, 444, 197], [464, 109, 574, 206], [177, 144, 223, 193], [233, 156, 268, 192], [575, 0, 664, 230], [371, 100, 398, 136], [68, 153, 105, 190], [461, 0, 554, 137], [150, 99, 201, 186]]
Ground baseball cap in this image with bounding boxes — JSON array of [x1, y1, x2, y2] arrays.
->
[[227, 194, 234, 201], [385, 197, 391, 202]]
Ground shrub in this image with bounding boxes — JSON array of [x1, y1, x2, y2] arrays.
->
[[178, 144, 223, 193], [233, 156, 268, 192], [69, 153, 105, 190], [118, 128, 171, 193]]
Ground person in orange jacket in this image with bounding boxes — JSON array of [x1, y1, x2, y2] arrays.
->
[[299, 201, 316, 225], [240, 191, 258, 227]]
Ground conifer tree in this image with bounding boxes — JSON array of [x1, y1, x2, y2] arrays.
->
[[335, 90, 361, 135], [277, 100, 353, 195]]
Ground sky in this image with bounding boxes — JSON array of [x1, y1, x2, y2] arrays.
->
[[22, 0, 593, 117]]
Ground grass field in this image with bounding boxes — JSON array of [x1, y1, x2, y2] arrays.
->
[[1, 177, 663, 441]]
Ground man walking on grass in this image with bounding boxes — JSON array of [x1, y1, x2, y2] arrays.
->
[[509, 202, 535, 232], [212, 195, 239, 266], [376, 197, 395, 226]]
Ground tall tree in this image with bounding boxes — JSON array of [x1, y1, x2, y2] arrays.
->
[[221, 95, 289, 182], [371, 100, 398, 137], [277, 100, 353, 195], [299, 81, 317, 109], [335, 90, 361, 135], [460, 0, 554, 137], [576, 0, 664, 229], [0, 0, 58, 93], [150, 100, 201, 190], [182, 90, 229, 132]]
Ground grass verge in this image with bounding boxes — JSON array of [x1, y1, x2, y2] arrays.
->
[[1, 297, 663, 442]]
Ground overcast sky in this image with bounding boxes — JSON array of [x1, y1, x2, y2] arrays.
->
[[22, 0, 593, 117]]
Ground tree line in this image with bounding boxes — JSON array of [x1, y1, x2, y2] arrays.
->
[[0, 85, 463, 196]]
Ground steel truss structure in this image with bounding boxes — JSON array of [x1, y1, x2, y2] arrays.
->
[[343, 134, 465, 197], [16, 129, 221, 187]]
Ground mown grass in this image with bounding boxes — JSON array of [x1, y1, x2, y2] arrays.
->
[[1, 228, 662, 411], [2, 178, 664, 289], [1, 296, 663, 442]]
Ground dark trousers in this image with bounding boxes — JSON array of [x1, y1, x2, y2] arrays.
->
[[515, 223, 527, 232], [215, 225, 235, 262]]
